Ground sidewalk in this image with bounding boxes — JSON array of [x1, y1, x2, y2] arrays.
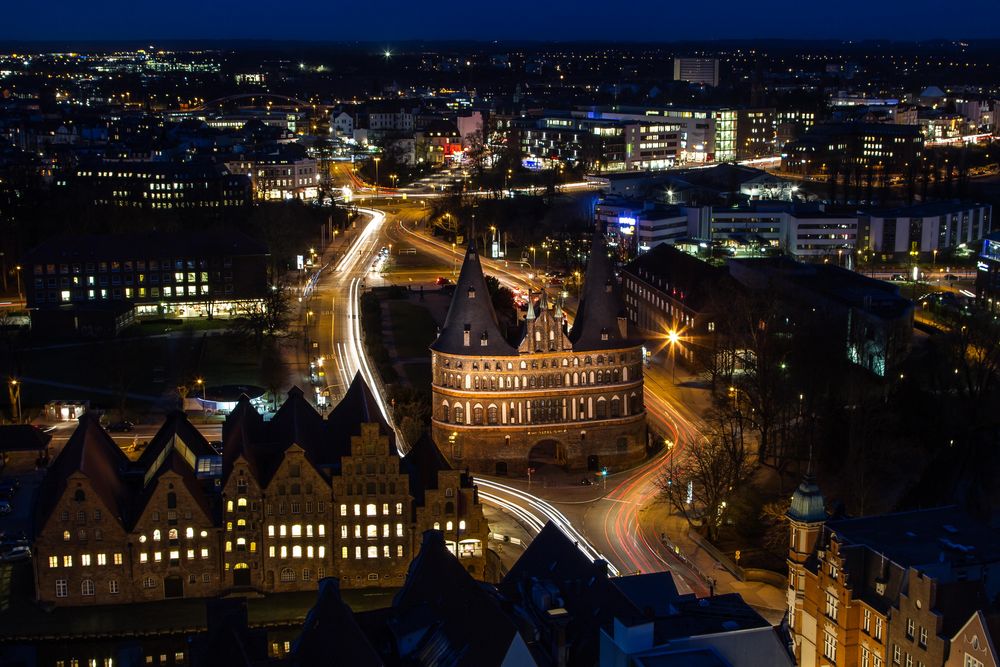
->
[[642, 506, 788, 624]]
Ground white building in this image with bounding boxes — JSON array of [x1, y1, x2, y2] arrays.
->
[[862, 201, 992, 257], [673, 58, 720, 87]]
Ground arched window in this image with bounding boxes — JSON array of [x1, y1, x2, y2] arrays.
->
[[366, 503, 377, 516], [529, 376, 536, 388], [81, 579, 95, 596], [573, 372, 579, 386], [367, 546, 378, 559], [446, 521, 454, 531], [166, 492, 177, 509], [473, 405, 484, 425], [589, 371, 595, 384], [454, 405, 464, 424], [445, 501, 455, 514], [168, 528, 178, 541], [474, 376, 481, 390], [74, 489, 86, 502], [441, 402, 450, 422], [613, 368, 621, 383], [487, 404, 498, 425], [596, 398, 607, 419], [611, 396, 622, 418], [623, 366, 629, 382], [433, 522, 441, 530], [597, 370, 604, 383], [631, 392, 642, 414], [153, 529, 161, 542], [280, 568, 295, 582], [292, 545, 302, 558]]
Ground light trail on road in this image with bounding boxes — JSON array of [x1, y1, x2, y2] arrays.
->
[[477, 478, 621, 577]]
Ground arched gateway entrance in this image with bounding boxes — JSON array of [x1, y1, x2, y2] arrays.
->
[[528, 439, 567, 467]]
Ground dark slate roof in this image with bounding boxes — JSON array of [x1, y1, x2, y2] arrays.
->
[[324, 372, 395, 464], [569, 235, 634, 351], [270, 386, 326, 454], [23, 229, 268, 264], [501, 521, 641, 666], [651, 593, 770, 644], [37, 413, 131, 530], [138, 411, 215, 470], [431, 243, 517, 356], [399, 431, 452, 507], [391, 530, 522, 666], [291, 578, 384, 667], [0, 424, 52, 452], [221, 395, 266, 482], [826, 506, 1000, 570], [612, 572, 681, 617], [624, 244, 731, 314]]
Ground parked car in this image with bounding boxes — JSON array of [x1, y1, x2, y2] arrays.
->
[[889, 274, 906, 282], [0, 546, 31, 562], [107, 420, 134, 433]]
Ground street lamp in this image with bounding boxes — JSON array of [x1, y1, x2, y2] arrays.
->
[[452, 242, 457, 276], [530, 246, 536, 268], [667, 329, 680, 384], [14, 265, 22, 302], [373, 157, 381, 199], [195, 377, 206, 400], [8, 378, 21, 424]]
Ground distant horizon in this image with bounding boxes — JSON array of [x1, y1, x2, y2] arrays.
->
[[2, 0, 998, 43]]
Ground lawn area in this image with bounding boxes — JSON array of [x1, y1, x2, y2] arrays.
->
[[385, 300, 437, 360], [0, 561, 396, 639]]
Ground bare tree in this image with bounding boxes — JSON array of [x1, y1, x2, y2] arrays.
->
[[228, 286, 293, 348], [654, 407, 757, 541]]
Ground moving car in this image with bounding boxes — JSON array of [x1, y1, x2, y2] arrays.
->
[[435, 277, 451, 286], [0, 546, 31, 562], [107, 420, 135, 433]]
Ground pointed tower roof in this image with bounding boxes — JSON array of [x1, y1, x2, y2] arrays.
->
[[569, 235, 632, 351], [431, 242, 516, 356]]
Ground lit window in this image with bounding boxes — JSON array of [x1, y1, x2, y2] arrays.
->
[[318, 524, 325, 537], [340, 504, 347, 516], [97, 553, 107, 566], [366, 504, 377, 516], [291, 525, 302, 537], [225, 541, 232, 553], [279, 525, 287, 537], [268, 525, 275, 537], [280, 546, 288, 558], [341, 525, 348, 539], [48, 556, 58, 568], [318, 546, 325, 559], [140, 553, 148, 563], [396, 502, 403, 514], [367, 546, 378, 559], [269, 546, 276, 557], [201, 548, 208, 559], [186, 549, 194, 559], [397, 545, 404, 558], [341, 547, 348, 559], [307, 545, 314, 558], [154, 552, 162, 562], [292, 546, 302, 559], [63, 555, 73, 567], [185, 527, 194, 539], [355, 546, 361, 560], [353, 504, 360, 516], [459, 520, 466, 530], [367, 524, 377, 538], [396, 523, 404, 537], [446, 521, 454, 531], [306, 525, 313, 537]]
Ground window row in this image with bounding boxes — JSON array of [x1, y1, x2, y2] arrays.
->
[[439, 367, 631, 391], [267, 545, 327, 559], [137, 527, 209, 543], [139, 548, 210, 563], [266, 524, 327, 538], [339, 523, 407, 539], [341, 544, 406, 559], [439, 351, 638, 372], [340, 503, 405, 517], [48, 552, 124, 568], [440, 394, 641, 425]]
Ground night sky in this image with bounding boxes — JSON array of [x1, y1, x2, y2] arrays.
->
[[2, 0, 999, 41]]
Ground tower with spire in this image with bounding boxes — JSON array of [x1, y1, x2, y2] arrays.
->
[[430, 237, 646, 474]]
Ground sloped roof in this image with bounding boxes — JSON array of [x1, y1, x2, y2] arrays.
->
[[221, 395, 266, 481], [431, 243, 517, 356], [325, 372, 394, 463], [134, 449, 215, 528], [391, 530, 522, 665], [399, 431, 452, 507], [138, 410, 215, 470], [291, 578, 384, 667], [569, 236, 634, 351], [38, 413, 131, 530], [270, 386, 326, 453]]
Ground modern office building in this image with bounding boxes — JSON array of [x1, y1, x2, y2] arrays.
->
[[61, 161, 251, 210], [594, 197, 688, 255], [975, 230, 1000, 313], [781, 122, 924, 174], [23, 230, 270, 327], [860, 201, 991, 259], [673, 57, 720, 87], [430, 238, 647, 474], [32, 374, 490, 607]]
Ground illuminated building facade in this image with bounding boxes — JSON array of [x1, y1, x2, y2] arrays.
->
[[32, 375, 489, 607], [224, 145, 320, 200], [430, 239, 647, 475], [673, 57, 720, 87], [61, 161, 250, 210], [23, 230, 270, 320], [781, 122, 923, 174]]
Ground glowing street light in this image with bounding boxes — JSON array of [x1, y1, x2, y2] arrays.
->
[[195, 377, 206, 400], [667, 329, 680, 384]]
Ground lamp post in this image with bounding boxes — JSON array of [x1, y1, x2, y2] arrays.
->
[[530, 246, 536, 268], [14, 265, 22, 302], [452, 242, 457, 276], [667, 329, 680, 384], [373, 157, 381, 199], [195, 377, 206, 400], [8, 378, 21, 424]]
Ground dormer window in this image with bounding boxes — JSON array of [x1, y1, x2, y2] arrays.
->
[[467, 287, 476, 299], [480, 332, 488, 347], [601, 328, 609, 341], [463, 325, 471, 347]]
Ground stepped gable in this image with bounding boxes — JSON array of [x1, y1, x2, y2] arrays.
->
[[430, 242, 517, 356], [325, 372, 395, 464], [290, 578, 385, 667], [569, 235, 632, 351], [138, 410, 215, 471], [37, 413, 132, 530], [390, 530, 520, 665], [134, 448, 216, 526]]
